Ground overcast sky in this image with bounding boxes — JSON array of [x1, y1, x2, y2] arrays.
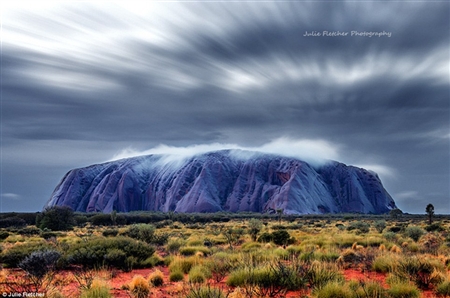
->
[[1, 1, 449, 214]]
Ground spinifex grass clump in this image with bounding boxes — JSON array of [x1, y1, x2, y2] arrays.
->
[[227, 260, 308, 297], [80, 278, 112, 298], [148, 269, 164, 287], [307, 261, 344, 291], [312, 281, 354, 298], [186, 284, 227, 298], [129, 275, 150, 298], [189, 265, 211, 283], [387, 281, 420, 298], [435, 279, 450, 296], [372, 253, 400, 273], [169, 255, 202, 274]]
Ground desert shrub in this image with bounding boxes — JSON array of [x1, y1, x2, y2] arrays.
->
[[151, 232, 169, 246], [148, 269, 164, 287], [347, 221, 370, 234], [129, 275, 150, 298], [354, 280, 387, 298], [0, 216, 27, 228], [80, 278, 112, 298], [66, 237, 155, 270], [257, 232, 273, 243], [123, 224, 155, 244], [387, 281, 420, 298], [404, 226, 425, 242], [205, 256, 232, 283], [169, 256, 201, 274], [419, 233, 443, 254], [17, 226, 41, 236], [397, 256, 443, 289], [40, 231, 58, 240], [248, 218, 263, 241], [307, 261, 344, 290], [271, 230, 294, 246], [180, 246, 210, 256], [166, 238, 185, 254], [90, 214, 113, 226], [0, 231, 9, 240], [227, 262, 308, 296], [169, 270, 184, 282], [339, 249, 362, 264], [142, 254, 164, 267], [103, 249, 127, 269], [0, 241, 51, 267], [435, 280, 450, 296], [425, 222, 445, 232], [374, 220, 387, 233], [102, 229, 119, 237], [372, 254, 399, 273], [36, 206, 75, 231], [189, 265, 208, 283], [74, 215, 88, 226], [186, 284, 226, 298], [241, 241, 262, 252], [312, 281, 354, 298], [383, 231, 397, 242], [389, 226, 404, 233], [19, 249, 60, 279]]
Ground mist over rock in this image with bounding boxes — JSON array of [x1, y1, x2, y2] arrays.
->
[[45, 150, 397, 214]]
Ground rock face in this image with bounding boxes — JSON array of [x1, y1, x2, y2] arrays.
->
[[45, 150, 397, 214]]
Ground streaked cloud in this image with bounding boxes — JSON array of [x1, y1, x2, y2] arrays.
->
[[1, 1, 448, 213]]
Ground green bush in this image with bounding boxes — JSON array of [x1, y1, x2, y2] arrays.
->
[[307, 262, 344, 290], [102, 229, 119, 237], [271, 230, 294, 246], [179, 246, 210, 256], [312, 282, 354, 298], [18, 249, 60, 279], [347, 221, 370, 234], [0, 231, 9, 240], [36, 206, 75, 231], [0, 241, 52, 268], [205, 256, 232, 283], [397, 256, 443, 289], [404, 226, 425, 242], [80, 278, 112, 298], [387, 282, 420, 298], [0, 216, 26, 228], [186, 285, 226, 298], [122, 224, 155, 244], [166, 238, 185, 254], [425, 222, 445, 232], [257, 232, 273, 243], [372, 254, 399, 273], [66, 237, 155, 270], [169, 256, 201, 274], [169, 270, 184, 282], [189, 265, 208, 283], [435, 280, 450, 296], [374, 220, 387, 233]]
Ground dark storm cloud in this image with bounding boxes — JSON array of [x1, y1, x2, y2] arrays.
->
[[1, 1, 448, 213]]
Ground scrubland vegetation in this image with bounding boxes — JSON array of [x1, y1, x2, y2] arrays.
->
[[0, 209, 449, 297]]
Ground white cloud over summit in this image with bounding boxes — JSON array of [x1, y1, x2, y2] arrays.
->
[[111, 137, 340, 164]]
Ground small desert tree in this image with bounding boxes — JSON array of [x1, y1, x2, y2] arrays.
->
[[426, 204, 434, 225], [248, 218, 263, 241], [36, 206, 75, 231], [276, 209, 284, 224], [389, 208, 403, 219]]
